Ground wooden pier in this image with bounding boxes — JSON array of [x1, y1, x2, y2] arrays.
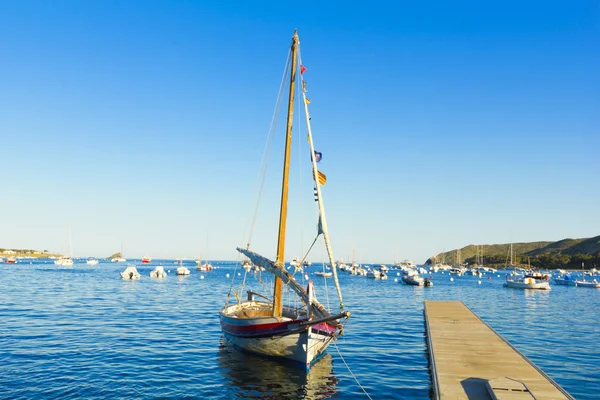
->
[[424, 301, 573, 400]]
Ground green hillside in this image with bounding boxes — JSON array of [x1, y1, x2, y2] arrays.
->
[[426, 235, 600, 270]]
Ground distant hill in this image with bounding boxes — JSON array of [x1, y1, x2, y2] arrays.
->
[[426, 235, 600, 269], [108, 252, 122, 259]]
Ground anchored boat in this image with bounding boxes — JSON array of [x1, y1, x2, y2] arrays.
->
[[219, 30, 350, 370]]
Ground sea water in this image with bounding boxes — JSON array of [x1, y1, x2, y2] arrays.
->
[[0, 260, 598, 399]]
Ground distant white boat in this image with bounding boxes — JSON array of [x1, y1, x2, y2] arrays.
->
[[504, 276, 550, 290], [366, 267, 388, 280], [176, 258, 190, 275], [402, 275, 433, 287], [56, 227, 74, 266], [61, 257, 74, 266], [315, 271, 332, 278], [575, 279, 600, 288], [195, 255, 213, 271], [150, 266, 167, 279], [120, 265, 141, 280], [575, 263, 600, 287], [111, 245, 126, 262], [86, 257, 99, 265]]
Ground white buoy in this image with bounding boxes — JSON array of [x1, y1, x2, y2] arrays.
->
[[442, 272, 445, 274], [304, 274, 309, 280], [394, 278, 398, 282], [396, 272, 400, 276], [478, 280, 481, 284], [238, 272, 241, 276], [498, 275, 500, 278], [200, 275, 204, 279], [450, 277, 454, 282], [226, 273, 230, 278]]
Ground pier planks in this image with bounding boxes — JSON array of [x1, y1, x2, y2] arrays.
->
[[424, 300, 573, 400]]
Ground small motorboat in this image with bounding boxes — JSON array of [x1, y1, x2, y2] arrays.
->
[[575, 279, 600, 288], [86, 257, 99, 265], [176, 258, 190, 275], [554, 275, 576, 286], [196, 262, 213, 271], [141, 256, 152, 264], [504, 276, 550, 290], [150, 266, 167, 278], [315, 271, 333, 278], [402, 275, 423, 286], [120, 265, 141, 280]]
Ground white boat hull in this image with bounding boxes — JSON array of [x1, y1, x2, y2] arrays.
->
[[576, 281, 600, 288], [504, 280, 550, 290], [220, 301, 337, 370]]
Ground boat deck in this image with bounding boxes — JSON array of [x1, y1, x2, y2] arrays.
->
[[424, 300, 573, 400]]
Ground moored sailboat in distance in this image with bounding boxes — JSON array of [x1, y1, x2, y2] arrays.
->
[[504, 244, 550, 290], [219, 30, 350, 370], [55, 227, 74, 266]]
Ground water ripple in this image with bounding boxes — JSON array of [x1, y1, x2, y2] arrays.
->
[[0, 262, 598, 399]]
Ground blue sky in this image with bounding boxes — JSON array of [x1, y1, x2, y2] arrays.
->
[[1, 1, 598, 263]]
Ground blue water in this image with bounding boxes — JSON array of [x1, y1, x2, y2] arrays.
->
[[0, 260, 598, 399]]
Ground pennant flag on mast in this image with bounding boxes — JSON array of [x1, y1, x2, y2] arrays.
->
[[313, 186, 318, 202], [317, 170, 327, 185], [302, 81, 307, 92], [312, 150, 322, 163], [305, 97, 311, 105], [300, 65, 307, 75]]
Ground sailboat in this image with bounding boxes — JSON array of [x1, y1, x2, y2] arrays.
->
[[575, 262, 600, 288], [55, 227, 74, 266], [111, 245, 126, 263], [196, 235, 214, 271], [219, 31, 350, 370], [504, 244, 550, 290]]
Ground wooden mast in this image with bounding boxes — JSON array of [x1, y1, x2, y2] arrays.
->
[[272, 30, 299, 318]]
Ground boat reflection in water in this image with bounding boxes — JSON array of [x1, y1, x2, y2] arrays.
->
[[218, 340, 338, 399]]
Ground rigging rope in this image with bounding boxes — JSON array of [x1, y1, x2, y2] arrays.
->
[[245, 48, 292, 248], [332, 341, 374, 400], [226, 48, 292, 306]]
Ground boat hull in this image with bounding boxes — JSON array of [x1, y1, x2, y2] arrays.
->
[[553, 278, 576, 286], [504, 281, 550, 290], [219, 302, 337, 370], [402, 276, 424, 286], [576, 281, 600, 288]]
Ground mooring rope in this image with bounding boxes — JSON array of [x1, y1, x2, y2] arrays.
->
[[332, 341, 374, 400]]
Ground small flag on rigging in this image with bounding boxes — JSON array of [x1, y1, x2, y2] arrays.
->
[[313, 186, 318, 202], [300, 65, 307, 75], [305, 97, 311, 105], [312, 151, 322, 163], [317, 170, 327, 185], [302, 81, 307, 93]]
